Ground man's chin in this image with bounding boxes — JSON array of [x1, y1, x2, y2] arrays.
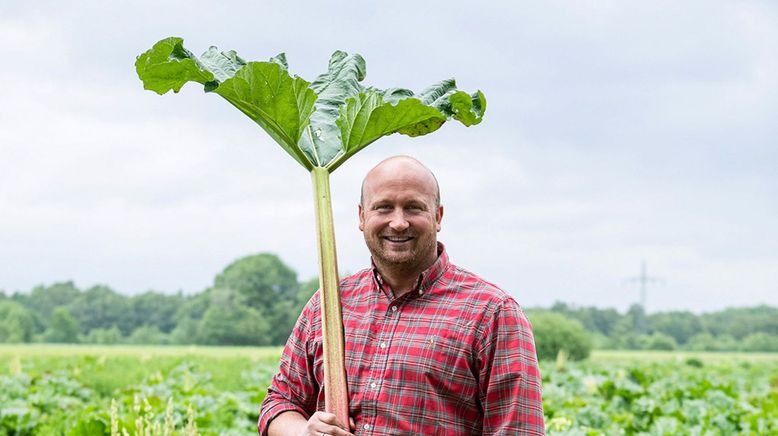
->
[[374, 251, 415, 267]]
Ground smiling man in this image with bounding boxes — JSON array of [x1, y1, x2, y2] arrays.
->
[[358, 156, 442, 295], [259, 156, 544, 436]]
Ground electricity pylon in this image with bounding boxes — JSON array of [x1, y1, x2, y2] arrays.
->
[[625, 260, 664, 334]]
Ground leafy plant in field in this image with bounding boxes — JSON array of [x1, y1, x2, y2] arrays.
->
[[2, 349, 778, 435], [0, 360, 274, 435], [135, 37, 486, 423], [541, 360, 778, 435], [528, 311, 592, 361]]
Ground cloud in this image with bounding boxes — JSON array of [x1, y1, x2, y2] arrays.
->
[[0, 1, 776, 313]]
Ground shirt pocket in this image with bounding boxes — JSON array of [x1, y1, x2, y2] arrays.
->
[[419, 319, 478, 403]]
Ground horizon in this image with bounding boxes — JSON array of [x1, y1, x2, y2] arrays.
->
[[1, 1, 776, 313], [2, 266, 775, 316]]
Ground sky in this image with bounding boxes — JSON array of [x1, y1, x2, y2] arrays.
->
[[0, 1, 776, 313]]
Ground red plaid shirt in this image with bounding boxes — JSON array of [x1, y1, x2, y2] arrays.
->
[[258, 243, 544, 435]]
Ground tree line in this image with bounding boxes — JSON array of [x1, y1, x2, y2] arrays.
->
[[529, 302, 778, 356], [0, 253, 317, 346], [1, 253, 776, 353]]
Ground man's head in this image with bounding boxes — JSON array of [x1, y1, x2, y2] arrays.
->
[[359, 156, 443, 276]]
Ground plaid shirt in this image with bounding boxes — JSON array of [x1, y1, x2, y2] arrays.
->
[[258, 243, 544, 435]]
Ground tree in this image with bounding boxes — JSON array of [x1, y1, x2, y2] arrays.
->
[[685, 333, 718, 351], [170, 318, 199, 345], [128, 325, 169, 345], [67, 285, 133, 335], [627, 304, 647, 334], [296, 277, 319, 314], [583, 307, 621, 336], [740, 332, 778, 352], [43, 307, 80, 343], [526, 311, 592, 361], [213, 253, 300, 344], [130, 291, 186, 333], [197, 288, 270, 345], [701, 305, 778, 340], [646, 332, 677, 350], [215, 253, 299, 310], [549, 302, 621, 336], [0, 301, 35, 343], [82, 326, 123, 344], [11, 281, 80, 334], [648, 311, 703, 345]]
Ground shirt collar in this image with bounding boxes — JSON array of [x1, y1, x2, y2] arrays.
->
[[371, 242, 450, 297]]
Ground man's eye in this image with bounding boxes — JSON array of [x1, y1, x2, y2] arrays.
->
[[375, 205, 392, 211]]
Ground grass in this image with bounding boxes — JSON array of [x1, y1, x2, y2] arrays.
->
[[3, 344, 776, 397], [0, 343, 283, 358], [591, 349, 778, 362], [0, 344, 283, 395]]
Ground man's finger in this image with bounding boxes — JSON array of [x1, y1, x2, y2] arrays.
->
[[313, 411, 343, 427], [309, 412, 353, 435], [316, 424, 354, 436]]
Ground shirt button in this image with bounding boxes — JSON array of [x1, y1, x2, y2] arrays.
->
[[379, 342, 387, 349], [391, 306, 398, 312], [363, 424, 371, 430], [370, 382, 377, 389]]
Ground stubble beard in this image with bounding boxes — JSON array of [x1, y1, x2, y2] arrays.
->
[[366, 232, 438, 277]]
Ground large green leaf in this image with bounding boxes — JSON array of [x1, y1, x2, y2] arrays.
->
[[213, 63, 317, 169], [136, 37, 486, 172], [298, 51, 366, 167], [135, 37, 214, 94]]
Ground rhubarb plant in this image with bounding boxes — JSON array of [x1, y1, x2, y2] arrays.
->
[[135, 37, 486, 424]]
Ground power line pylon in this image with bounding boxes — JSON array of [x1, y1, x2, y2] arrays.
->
[[625, 260, 664, 334]]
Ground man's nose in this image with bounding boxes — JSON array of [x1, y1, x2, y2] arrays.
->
[[388, 210, 410, 232]]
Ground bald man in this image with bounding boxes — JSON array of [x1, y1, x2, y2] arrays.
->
[[259, 156, 544, 436]]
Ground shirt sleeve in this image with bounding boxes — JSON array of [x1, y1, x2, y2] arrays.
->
[[257, 294, 320, 435], [477, 298, 545, 435]]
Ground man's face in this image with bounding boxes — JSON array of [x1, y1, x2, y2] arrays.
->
[[359, 163, 443, 273]]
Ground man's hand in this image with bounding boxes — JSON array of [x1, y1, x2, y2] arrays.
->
[[298, 411, 355, 436], [267, 410, 354, 436]]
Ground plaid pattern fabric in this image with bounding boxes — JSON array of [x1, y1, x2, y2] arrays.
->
[[258, 243, 544, 435]]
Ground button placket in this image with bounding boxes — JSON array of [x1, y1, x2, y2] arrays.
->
[[366, 297, 400, 436]]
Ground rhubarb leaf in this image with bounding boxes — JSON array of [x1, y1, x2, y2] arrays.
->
[[136, 37, 486, 172]]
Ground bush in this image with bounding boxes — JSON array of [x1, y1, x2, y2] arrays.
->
[[590, 332, 616, 350], [0, 301, 35, 343], [647, 332, 677, 350], [128, 325, 169, 345], [527, 311, 592, 361], [686, 333, 718, 351], [82, 326, 123, 344], [740, 333, 778, 352], [42, 308, 80, 343]]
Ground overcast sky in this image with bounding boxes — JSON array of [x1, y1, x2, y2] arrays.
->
[[1, 1, 776, 313]]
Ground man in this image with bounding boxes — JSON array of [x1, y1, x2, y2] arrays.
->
[[258, 156, 544, 435]]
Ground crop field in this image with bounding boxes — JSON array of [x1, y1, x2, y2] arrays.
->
[[1, 345, 776, 435]]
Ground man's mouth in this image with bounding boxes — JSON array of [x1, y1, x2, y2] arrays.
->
[[382, 235, 413, 243]]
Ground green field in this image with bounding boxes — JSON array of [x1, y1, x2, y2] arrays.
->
[[1, 345, 776, 435], [1, 345, 281, 397]]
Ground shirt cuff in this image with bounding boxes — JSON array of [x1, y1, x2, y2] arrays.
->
[[257, 401, 310, 436]]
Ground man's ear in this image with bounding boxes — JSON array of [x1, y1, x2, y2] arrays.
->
[[435, 204, 444, 232], [358, 203, 365, 232]]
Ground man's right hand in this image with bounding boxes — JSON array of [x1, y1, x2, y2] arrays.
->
[[267, 410, 354, 436], [298, 411, 354, 436]]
